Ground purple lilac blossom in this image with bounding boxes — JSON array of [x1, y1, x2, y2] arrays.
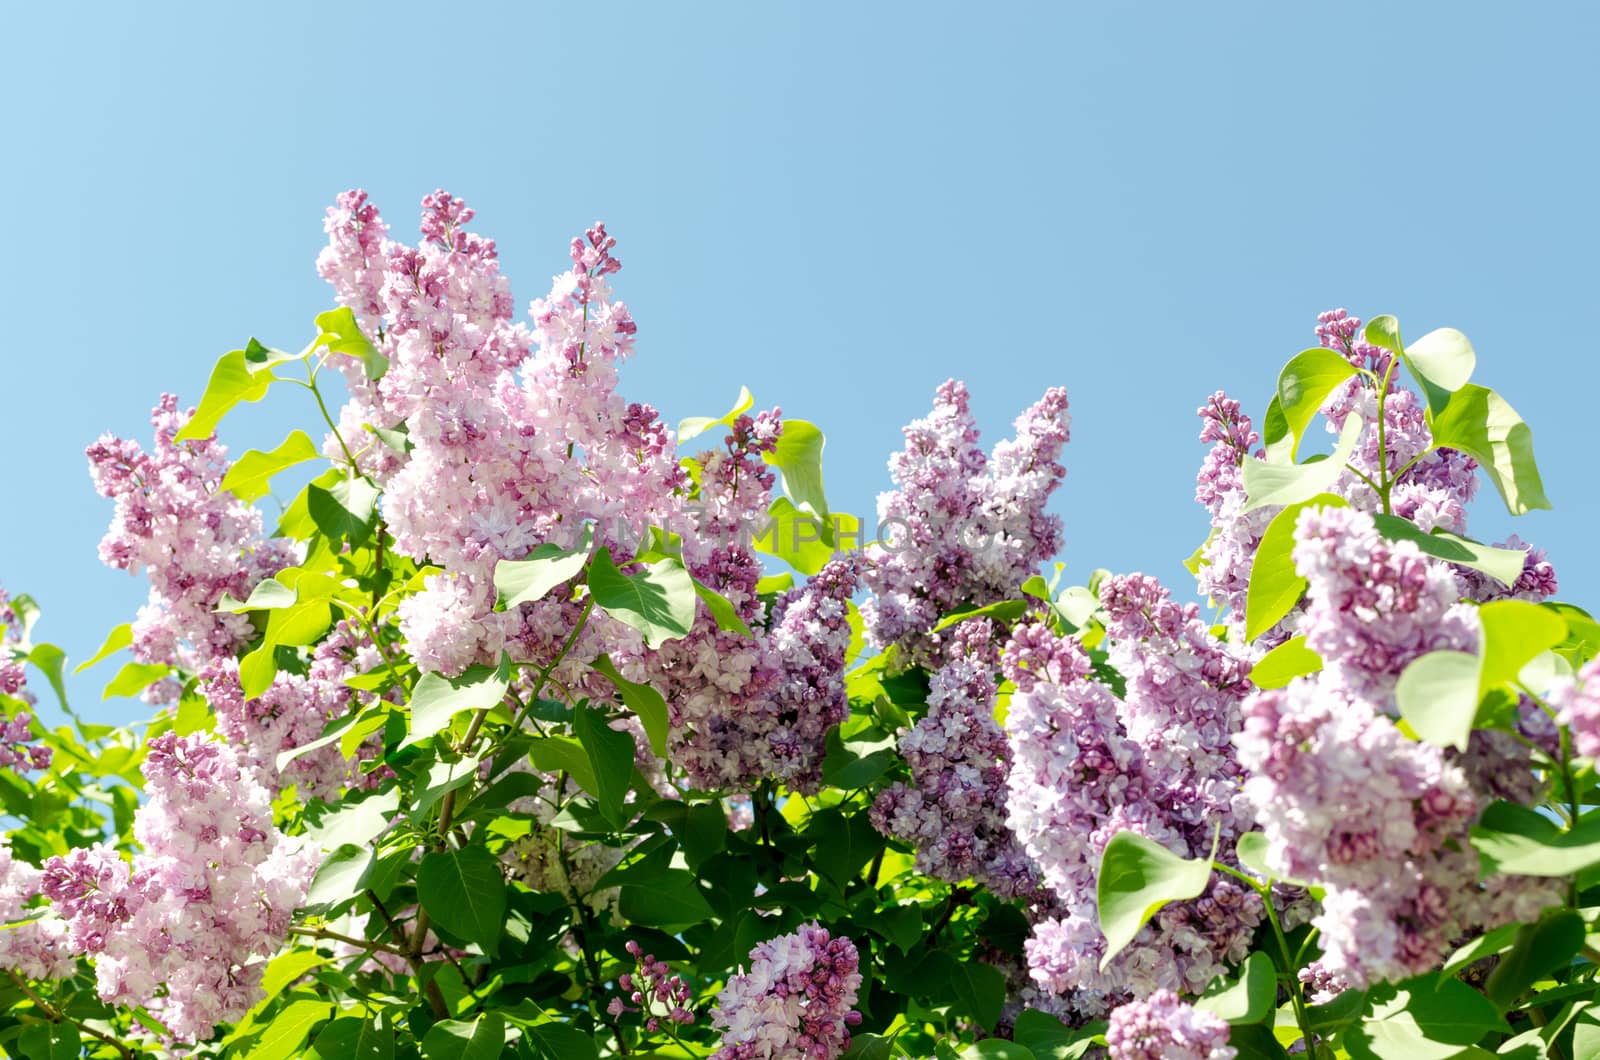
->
[[1105, 990, 1235, 1060], [861, 381, 1069, 664], [1002, 575, 1261, 1011], [1553, 657, 1600, 761], [0, 837, 74, 981], [709, 922, 863, 1060], [1235, 505, 1560, 987], [871, 622, 1043, 899]]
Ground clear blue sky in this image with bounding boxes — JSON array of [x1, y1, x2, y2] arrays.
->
[[4, 2, 1597, 719]]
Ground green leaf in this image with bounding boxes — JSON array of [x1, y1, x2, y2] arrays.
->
[[1241, 413, 1363, 514], [417, 846, 507, 953], [26, 643, 69, 711], [840, 1034, 898, 1060], [494, 528, 592, 610], [244, 998, 333, 1060], [222, 430, 321, 502], [305, 844, 373, 911], [1371, 514, 1529, 588], [1012, 1010, 1105, 1060], [821, 726, 898, 789], [619, 869, 715, 930], [1395, 650, 1482, 752], [677, 385, 754, 443], [1244, 493, 1348, 640], [239, 643, 277, 699], [588, 549, 697, 649], [1427, 383, 1550, 515], [217, 577, 298, 612], [408, 656, 511, 743], [1197, 952, 1277, 1024], [1097, 831, 1214, 967], [919, 951, 1007, 1032], [258, 949, 331, 1002], [1406, 327, 1477, 408], [102, 661, 171, 700], [574, 704, 636, 828], [808, 809, 885, 885], [529, 734, 599, 797], [1343, 977, 1508, 1060], [17, 1024, 80, 1060], [174, 347, 284, 442], [1259, 394, 1295, 463], [419, 1013, 507, 1060], [308, 476, 381, 544], [1364, 314, 1404, 359], [1275, 348, 1360, 460], [950, 1044, 1036, 1060], [75, 622, 131, 673], [314, 307, 387, 381], [1250, 636, 1323, 689], [1479, 600, 1568, 697], [518, 1018, 600, 1060], [310, 1016, 393, 1060], [764, 418, 831, 528], [1439, 921, 1522, 981], [590, 654, 669, 757], [694, 578, 753, 636], [752, 495, 839, 575], [931, 598, 1032, 634], [1484, 910, 1584, 1009], [1470, 802, 1600, 877]]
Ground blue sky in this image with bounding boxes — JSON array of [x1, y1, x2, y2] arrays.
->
[[4, 3, 1597, 718]]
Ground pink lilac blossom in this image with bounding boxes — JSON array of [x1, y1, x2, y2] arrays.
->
[[862, 381, 1069, 664], [871, 625, 1042, 899], [85, 396, 294, 696], [1002, 574, 1261, 1010], [1553, 657, 1600, 761], [1235, 505, 1561, 987], [612, 939, 696, 1032], [709, 922, 863, 1060], [1105, 990, 1235, 1060], [0, 838, 74, 981], [40, 733, 318, 1041]]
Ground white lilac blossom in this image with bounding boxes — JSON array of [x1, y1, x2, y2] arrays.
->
[[0, 837, 74, 982], [862, 381, 1069, 663], [871, 623, 1042, 899], [1002, 575, 1261, 1010], [1105, 990, 1235, 1060], [85, 397, 295, 698], [1235, 505, 1561, 988], [40, 733, 318, 1042], [709, 922, 863, 1060]]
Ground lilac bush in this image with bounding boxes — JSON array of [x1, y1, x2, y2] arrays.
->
[[0, 193, 1592, 1060]]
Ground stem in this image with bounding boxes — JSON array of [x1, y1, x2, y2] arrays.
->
[[299, 369, 364, 478], [365, 889, 449, 1019], [1374, 353, 1399, 515], [288, 924, 411, 958], [1216, 864, 1316, 1052], [4, 969, 135, 1059]]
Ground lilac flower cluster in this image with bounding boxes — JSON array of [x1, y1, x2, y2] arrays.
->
[[871, 626, 1042, 899], [1191, 309, 1554, 647], [1236, 505, 1560, 987], [85, 396, 294, 697], [1002, 575, 1260, 1009], [0, 589, 49, 773], [1554, 657, 1600, 760], [318, 193, 857, 792], [0, 837, 74, 981], [40, 733, 318, 1041], [609, 939, 696, 1033], [197, 617, 386, 799], [1105, 990, 1235, 1060], [862, 381, 1069, 663], [709, 922, 863, 1060]]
